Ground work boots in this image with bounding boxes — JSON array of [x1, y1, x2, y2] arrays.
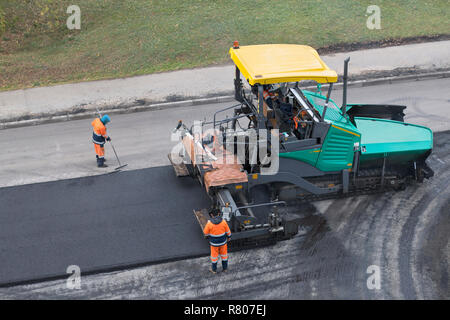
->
[[97, 157, 108, 168]]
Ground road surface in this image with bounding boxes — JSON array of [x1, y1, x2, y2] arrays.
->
[[0, 78, 448, 298], [0, 78, 449, 188], [0, 166, 211, 286]]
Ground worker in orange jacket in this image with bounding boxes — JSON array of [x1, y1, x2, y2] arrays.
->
[[262, 85, 276, 109], [203, 208, 231, 273], [91, 115, 111, 167]]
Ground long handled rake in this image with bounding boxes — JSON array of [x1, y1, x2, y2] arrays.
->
[[109, 140, 128, 171]]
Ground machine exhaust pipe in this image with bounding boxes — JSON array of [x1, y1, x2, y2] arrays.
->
[[341, 57, 350, 115]]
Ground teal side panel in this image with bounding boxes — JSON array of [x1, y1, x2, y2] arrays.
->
[[279, 147, 321, 167], [316, 125, 360, 171]]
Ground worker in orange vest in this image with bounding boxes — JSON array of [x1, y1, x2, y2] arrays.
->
[[203, 208, 232, 274], [262, 85, 276, 109], [293, 110, 308, 139], [91, 115, 111, 167]]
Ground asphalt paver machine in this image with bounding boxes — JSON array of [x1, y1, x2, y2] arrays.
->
[[170, 42, 434, 248]]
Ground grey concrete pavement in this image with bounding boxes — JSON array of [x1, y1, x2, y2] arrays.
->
[[0, 78, 448, 189], [0, 41, 449, 124], [325, 41, 450, 74]]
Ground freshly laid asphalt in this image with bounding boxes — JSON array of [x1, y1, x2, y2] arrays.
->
[[0, 166, 210, 286]]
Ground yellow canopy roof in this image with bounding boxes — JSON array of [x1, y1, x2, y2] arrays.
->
[[229, 44, 338, 85]]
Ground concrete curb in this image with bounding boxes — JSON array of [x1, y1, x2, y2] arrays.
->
[[1, 70, 449, 130]]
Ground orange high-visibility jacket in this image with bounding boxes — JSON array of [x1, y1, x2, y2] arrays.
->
[[203, 217, 231, 247], [263, 90, 274, 101], [92, 118, 108, 145]]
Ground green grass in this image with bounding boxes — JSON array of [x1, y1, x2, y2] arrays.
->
[[0, 0, 449, 91]]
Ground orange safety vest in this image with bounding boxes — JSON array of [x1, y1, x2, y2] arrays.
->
[[203, 218, 231, 247], [293, 111, 308, 130], [293, 116, 299, 129], [263, 90, 274, 100], [92, 118, 108, 145]]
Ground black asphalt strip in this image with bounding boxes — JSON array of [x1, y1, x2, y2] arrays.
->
[[0, 166, 210, 287]]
